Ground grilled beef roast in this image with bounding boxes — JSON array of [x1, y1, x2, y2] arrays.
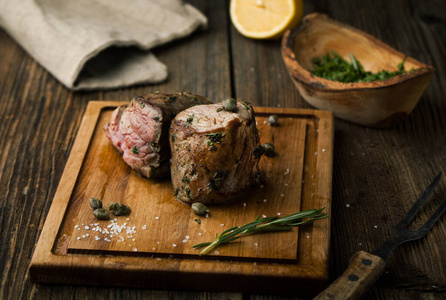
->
[[170, 101, 261, 204], [104, 92, 212, 179]]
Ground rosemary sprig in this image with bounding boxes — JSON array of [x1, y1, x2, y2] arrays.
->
[[193, 208, 329, 255]]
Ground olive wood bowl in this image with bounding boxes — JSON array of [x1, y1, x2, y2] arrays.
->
[[281, 13, 435, 128]]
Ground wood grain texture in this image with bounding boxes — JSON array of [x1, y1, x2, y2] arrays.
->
[[0, 0, 446, 299], [30, 102, 333, 296]]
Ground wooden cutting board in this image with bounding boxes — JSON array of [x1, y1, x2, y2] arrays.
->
[[30, 101, 334, 296]]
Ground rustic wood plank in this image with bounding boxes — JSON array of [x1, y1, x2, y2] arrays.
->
[[1, 0, 446, 299]]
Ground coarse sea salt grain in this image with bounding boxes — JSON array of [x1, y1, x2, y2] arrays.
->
[[263, 199, 267, 202], [346, 204, 350, 208], [155, 217, 159, 220], [280, 194, 284, 197], [142, 225, 147, 230], [173, 244, 177, 247], [185, 236, 190, 239], [243, 203, 246, 207], [133, 248, 137, 252], [322, 148, 326, 152], [254, 243, 258, 246], [77, 237, 81, 240], [277, 213, 281, 216], [284, 169, 290, 175], [182, 239, 188, 243], [374, 225, 378, 229], [198, 233, 202, 236]]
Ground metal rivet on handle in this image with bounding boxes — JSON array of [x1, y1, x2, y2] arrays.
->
[[348, 274, 359, 281], [361, 259, 372, 266]]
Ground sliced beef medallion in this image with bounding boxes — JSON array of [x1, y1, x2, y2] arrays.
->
[[104, 92, 212, 179], [170, 101, 262, 204]]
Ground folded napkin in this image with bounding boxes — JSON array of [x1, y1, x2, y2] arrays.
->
[[0, 0, 207, 90]]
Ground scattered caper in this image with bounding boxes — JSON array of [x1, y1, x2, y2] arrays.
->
[[262, 142, 275, 157], [108, 201, 119, 211], [222, 98, 237, 111], [192, 203, 208, 216], [108, 201, 131, 216], [89, 198, 102, 210], [267, 114, 279, 126], [93, 208, 110, 220]]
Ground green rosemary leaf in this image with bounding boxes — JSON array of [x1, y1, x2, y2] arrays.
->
[[192, 242, 213, 248], [220, 226, 240, 237]]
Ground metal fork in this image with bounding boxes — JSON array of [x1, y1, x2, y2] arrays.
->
[[315, 172, 445, 300]]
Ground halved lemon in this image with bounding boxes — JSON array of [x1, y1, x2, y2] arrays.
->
[[230, 0, 303, 39]]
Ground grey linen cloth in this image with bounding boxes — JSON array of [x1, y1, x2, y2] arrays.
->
[[0, 0, 207, 90]]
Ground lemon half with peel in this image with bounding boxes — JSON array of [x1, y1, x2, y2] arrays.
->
[[230, 0, 303, 39]]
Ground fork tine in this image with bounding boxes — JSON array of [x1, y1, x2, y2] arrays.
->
[[395, 172, 443, 228], [413, 197, 446, 238]]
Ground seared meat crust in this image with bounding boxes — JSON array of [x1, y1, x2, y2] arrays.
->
[[170, 102, 261, 204]]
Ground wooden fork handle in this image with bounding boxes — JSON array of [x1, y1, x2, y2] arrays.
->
[[314, 251, 386, 300]]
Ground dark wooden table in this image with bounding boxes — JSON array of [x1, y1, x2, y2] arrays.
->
[[1, 0, 445, 299]]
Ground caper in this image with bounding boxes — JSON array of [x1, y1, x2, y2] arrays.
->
[[267, 114, 279, 126], [108, 202, 131, 216], [222, 98, 237, 111], [89, 198, 102, 210], [262, 142, 275, 157], [108, 201, 119, 211], [192, 203, 208, 216], [93, 208, 110, 220]]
